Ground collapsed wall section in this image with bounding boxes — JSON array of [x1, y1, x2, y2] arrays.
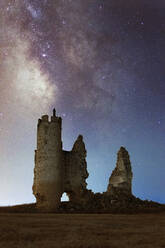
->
[[107, 147, 133, 196], [62, 135, 89, 203]]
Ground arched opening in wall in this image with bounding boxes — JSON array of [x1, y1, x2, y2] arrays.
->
[[61, 192, 69, 202]]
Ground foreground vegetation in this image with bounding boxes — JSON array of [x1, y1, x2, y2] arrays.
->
[[0, 212, 165, 247]]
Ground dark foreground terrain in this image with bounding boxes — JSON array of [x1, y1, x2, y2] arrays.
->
[[0, 211, 165, 248]]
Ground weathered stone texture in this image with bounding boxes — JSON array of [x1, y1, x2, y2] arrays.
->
[[63, 135, 89, 202], [33, 112, 63, 211], [33, 110, 134, 212], [33, 110, 89, 211], [107, 147, 133, 196]]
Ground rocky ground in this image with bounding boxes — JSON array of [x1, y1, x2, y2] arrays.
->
[[57, 192, 165, 214], [0, 195, 165, 214]]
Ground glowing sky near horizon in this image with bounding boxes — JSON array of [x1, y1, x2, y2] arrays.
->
[[0, 0, 165, 205]]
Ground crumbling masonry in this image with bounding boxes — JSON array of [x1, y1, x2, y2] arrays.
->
[[33, 109, 133, 211]]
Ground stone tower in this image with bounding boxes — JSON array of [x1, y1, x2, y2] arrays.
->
[[33, 109, 89, 211], [33, 109, 63, 211], [107, 147, 133, 196]]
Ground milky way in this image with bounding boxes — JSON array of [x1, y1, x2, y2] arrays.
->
[[0, 0, 165, 204]]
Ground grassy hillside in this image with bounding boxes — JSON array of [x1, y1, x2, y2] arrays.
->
[[0, 213, 165, 247]]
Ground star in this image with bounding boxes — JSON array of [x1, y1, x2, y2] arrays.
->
[[42, 53, 47, 57]]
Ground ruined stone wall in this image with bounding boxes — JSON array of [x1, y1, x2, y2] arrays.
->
[[33, 110, 133, 212], [107, 147, 133, 196], [33, 111, 89, 211], [63, 135, 89, 203], [33, 112, 63, 211]]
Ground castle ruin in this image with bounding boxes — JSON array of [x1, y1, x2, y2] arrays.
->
[[33, 109, 133, 211], [107, 147, 133, 196]]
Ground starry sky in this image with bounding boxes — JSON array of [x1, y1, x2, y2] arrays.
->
[[0, 0, 165, 205]]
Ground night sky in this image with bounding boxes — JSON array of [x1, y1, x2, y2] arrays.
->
[[0, 0, 165, 205]]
